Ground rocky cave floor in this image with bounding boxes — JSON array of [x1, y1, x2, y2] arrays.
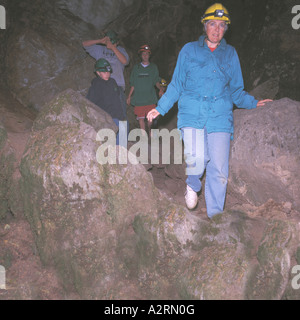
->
[[0, 87, 299, 300]]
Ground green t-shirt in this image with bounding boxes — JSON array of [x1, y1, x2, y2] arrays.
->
[[129, 62, 160, 106]]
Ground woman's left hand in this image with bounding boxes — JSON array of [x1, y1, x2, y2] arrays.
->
[[257, 99, 273, 107]]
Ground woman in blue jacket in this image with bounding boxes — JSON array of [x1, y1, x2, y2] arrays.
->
[[147, 3, 272, 218]]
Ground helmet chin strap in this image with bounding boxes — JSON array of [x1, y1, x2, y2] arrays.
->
[[205, 36, 220, 48]]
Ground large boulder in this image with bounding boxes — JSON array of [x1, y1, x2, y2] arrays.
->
[[5, 1, 92, 111], [20, 89, 300, 299], [0, 88, 35, 220], [20, 89, 161, 298], [229, 98, 300, 211], [134, 209, 300, 300]]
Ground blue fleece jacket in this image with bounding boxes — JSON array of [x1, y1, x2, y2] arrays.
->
[[156, 35, 258, 133]]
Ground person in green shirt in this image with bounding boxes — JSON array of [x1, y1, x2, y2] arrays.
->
[[127, 45, 163, 134]]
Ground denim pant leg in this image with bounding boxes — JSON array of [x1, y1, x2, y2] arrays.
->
[[205, 131, 231, 218], [181, 127, 208, 193]]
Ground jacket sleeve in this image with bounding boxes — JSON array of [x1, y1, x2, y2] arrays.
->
[[229, 49, 258, 109], [156, 45, 187, 116]]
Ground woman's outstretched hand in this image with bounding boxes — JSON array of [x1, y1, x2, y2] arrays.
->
[[257, 99, 273, 107]]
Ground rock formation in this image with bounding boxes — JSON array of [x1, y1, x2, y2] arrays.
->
[[0, 0, 300, 300], [229, 98, 300, 210], [16, 90, 300, 299]]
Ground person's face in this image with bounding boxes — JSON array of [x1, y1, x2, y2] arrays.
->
[[141, 51, 150, 63], [97, 71, 111, 81], [205, 20, 227, 44]]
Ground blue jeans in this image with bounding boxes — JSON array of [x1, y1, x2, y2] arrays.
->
[[181, 127, 231, 218], [113, 119, 129, 146]]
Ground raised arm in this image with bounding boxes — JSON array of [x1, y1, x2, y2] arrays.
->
[[106, 39, 128, 65], [82, 36, 108, 47]]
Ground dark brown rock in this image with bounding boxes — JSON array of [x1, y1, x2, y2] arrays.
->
[[229, 98, 300, 210]]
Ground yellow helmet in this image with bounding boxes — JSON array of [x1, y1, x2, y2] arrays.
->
[[160, 79, 168, 87], [201, 3, 231, 24]]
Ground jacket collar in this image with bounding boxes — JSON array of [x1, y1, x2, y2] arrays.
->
[[198, 35, 227, 51]]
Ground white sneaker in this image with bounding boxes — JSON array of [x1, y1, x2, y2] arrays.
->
[[185, 185, 198, 210]]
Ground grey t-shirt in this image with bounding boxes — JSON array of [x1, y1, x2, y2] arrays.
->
[[84, 44, 129, 90]]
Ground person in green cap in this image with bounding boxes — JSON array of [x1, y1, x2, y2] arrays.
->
[[83, 30, 129, 122], [86, 58, 126, 145]]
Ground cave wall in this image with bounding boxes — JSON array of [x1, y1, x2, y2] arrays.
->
[[0, 0, 299, 111], [235, 0, 300, 101]]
